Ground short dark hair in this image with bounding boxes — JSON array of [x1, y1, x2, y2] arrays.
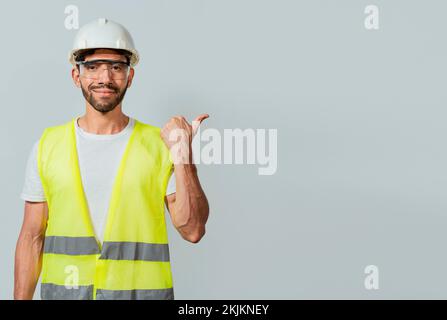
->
[[74, 48, 131, 65]]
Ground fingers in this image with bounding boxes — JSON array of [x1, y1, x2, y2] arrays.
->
[[194, 113, 210, 123], [165, 114, 209, 138], [192, 113, 209, 136]]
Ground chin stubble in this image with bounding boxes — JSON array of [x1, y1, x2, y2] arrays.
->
[[81, 83, 128, 114]]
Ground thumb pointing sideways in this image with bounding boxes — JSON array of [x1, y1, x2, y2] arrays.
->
[[192, 113, 209, 136]]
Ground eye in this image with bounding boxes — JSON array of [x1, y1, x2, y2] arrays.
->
[[111, 64, 123, 71], [85, 64, 97, 71]]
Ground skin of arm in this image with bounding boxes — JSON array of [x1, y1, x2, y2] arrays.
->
[[162, 114, 210, 243], [14, 201, 48, 300], [165, 164, 210, 243]]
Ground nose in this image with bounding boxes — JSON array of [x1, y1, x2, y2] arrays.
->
[[96, 66, 113, 83]]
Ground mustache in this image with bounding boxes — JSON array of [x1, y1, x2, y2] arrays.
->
[[88, 84, 118, 92]]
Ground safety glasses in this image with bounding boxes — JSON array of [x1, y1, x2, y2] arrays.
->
[[76, 59, 130, 80]]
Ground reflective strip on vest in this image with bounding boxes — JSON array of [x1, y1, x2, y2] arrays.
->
[[96, 288, 174, 300], [99, 241, 170, 262], [41, 283, 93, 300], [41, 284, 173, 300], [44, 236, 100, 255]]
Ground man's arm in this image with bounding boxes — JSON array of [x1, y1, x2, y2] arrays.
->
[[165, 164, 209, 243], [14, 201, 48, 300], [162, 114, 210, 244]]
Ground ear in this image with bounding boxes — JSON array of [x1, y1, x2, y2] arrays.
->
[[126, 68, 135, 88], [72, 67, 81, 88]]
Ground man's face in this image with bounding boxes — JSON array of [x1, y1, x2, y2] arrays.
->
[[72, 49, 135, 114]]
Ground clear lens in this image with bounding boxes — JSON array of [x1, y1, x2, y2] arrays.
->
[[79, 60, 129, 80]]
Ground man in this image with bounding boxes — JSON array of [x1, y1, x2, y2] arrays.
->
[[14, 18, 209, 300]]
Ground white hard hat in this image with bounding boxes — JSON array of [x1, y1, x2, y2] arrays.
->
[[69, 18, 139, 67]]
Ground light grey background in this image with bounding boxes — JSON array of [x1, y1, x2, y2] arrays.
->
[[2, 0, 447, 299]]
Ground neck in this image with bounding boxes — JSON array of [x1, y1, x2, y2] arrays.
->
[[78, 104, 129, 134]]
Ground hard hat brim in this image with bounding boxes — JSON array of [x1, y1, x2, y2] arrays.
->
[[69, 47, 139, 67]]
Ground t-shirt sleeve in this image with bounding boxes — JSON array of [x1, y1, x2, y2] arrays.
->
[[165, 169, 176, 195], [20, 140, 46, 202]]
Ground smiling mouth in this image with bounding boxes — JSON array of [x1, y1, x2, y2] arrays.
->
[[92, 89, 116, 96]]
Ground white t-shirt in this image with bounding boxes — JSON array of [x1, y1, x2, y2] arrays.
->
[[20, 117, 176, 243]]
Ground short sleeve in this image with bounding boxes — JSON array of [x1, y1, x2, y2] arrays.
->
[[20, 140, 46, 202], [165, 170, 176, 195]]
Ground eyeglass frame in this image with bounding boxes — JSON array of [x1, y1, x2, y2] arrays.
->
[[75, 59, 131, 80]]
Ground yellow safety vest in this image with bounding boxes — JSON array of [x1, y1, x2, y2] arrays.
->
[[38, 117, 175, 300]]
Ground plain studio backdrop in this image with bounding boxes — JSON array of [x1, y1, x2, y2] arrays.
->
[[2, 0, 447, 299]]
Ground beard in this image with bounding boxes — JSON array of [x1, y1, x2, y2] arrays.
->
[[81, 82, 128, 114]]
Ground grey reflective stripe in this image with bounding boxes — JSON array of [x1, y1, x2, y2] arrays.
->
[[41, 283, 93, 300], [100, 241, 170, 261], [96, 288, 174, 300], [44, 236, 100, 255]]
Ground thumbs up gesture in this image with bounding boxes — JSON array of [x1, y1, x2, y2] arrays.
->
[[161, 114, 209, 164]]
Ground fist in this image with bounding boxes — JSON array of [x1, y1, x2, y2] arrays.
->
[[161, 114, 209, 164]]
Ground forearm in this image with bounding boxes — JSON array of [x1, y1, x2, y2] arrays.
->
[[172, 163, 209, 243], [14, 233, 44, 300]]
